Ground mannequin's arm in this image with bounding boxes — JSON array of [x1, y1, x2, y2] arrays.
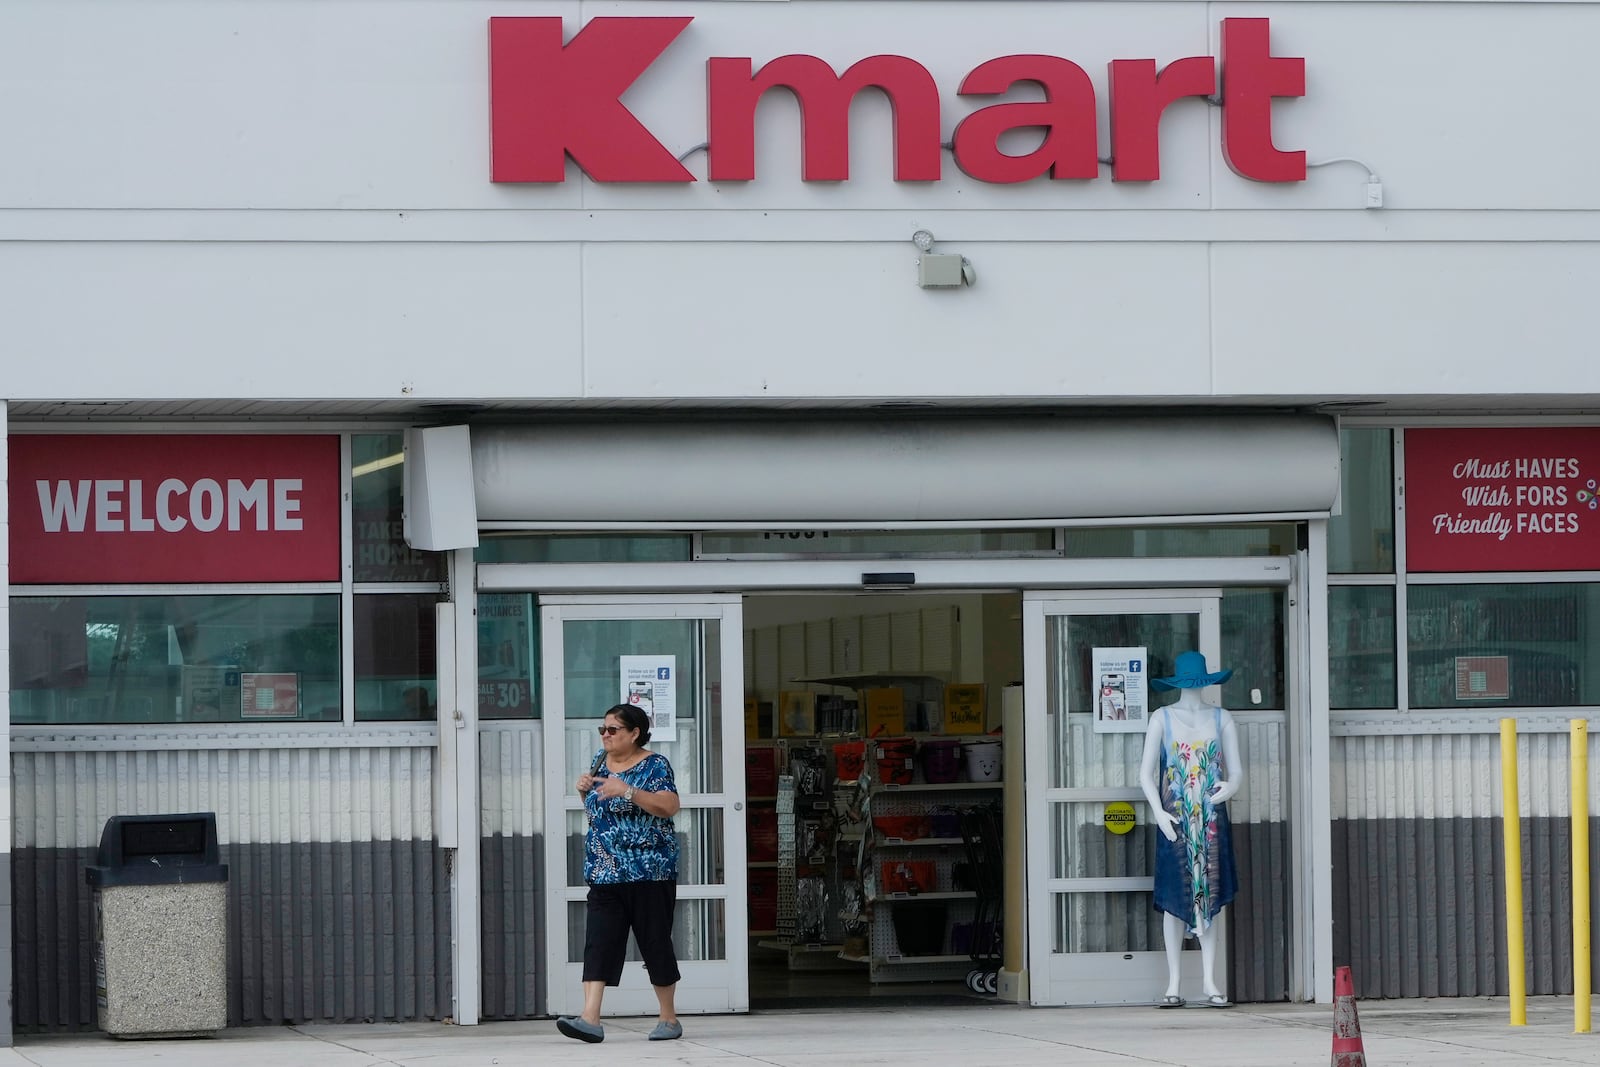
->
[[1208, 710, 1244, 805], [1138, 712, 1178, 842]]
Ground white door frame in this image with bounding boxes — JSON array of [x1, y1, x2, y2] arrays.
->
[[1021, 590, 1226, 1006], [539, 594, 749, 1017]]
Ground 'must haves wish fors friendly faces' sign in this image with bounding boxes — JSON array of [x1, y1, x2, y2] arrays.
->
[[9, 435, 341, 583], [489, 16, 1307, 185], [1405, 429, 1600, 572]]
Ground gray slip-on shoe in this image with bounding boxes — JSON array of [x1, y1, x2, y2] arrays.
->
[[557, 1016, 605, 1043], [647, 1019, 684, 1041]]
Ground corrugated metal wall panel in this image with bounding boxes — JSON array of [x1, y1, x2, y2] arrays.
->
[[13, 840, 449, 1031], [1229, 822, 1291, 1002], [12, 745, 435, 849], [1331, 724, 1600, 999], [480, 833, 541, 1020], [478, 724, 544, 1019], [1332, 722, 1600, 820], [10, 743, 446, 1031], [1230, 716, 1289, 1001]]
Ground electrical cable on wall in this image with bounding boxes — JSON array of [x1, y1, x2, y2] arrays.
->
[[1308, 157, 1384, 208]]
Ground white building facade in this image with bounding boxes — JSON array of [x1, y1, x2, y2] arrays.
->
[[3, 0, 1599, 1040]]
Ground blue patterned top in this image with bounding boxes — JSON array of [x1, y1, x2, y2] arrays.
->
[[583, 752, 680, 885]]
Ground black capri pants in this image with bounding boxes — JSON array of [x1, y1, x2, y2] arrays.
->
[[582, 880, 682, 987]]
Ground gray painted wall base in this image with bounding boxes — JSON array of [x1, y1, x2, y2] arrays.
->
[[11, 841, 451, 1032], [1229, 821, 1292, 1002], [1333, 817, 1600, 998], [0, 852, 12, 1046], [479, 833, 544, 1020]]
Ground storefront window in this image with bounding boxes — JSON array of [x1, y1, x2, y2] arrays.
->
[[1218, 588, 1286, 710], [354, 593, 443, 721], [1407, 583, 1600, 708], [698, 529, 1056, 558], [10, 594, 341, 724], [352, 433, 446, 582], [475, 534, 691, 564], [1330, 586, 1397, 709], [1328, 428, 1395, 574], [479, 593, 538, 719], [561, 618, 703, 724], [1063, 524, 1296, 558]]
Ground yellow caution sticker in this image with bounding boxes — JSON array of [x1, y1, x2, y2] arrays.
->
[[1103, 801, 1136, 835]]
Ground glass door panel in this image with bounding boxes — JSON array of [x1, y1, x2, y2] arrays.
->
[[541, 597, 746, 1017], [1025, 593, 1222, 1006]]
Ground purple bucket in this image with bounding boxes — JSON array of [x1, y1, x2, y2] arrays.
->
[[921, 739, 963, 784]]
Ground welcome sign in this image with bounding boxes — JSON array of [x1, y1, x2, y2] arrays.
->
[[1404, 428, 1600, 572], [9, 434, 341, 583]]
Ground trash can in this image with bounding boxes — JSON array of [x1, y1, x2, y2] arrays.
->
[[86, 813, 229, 1038]]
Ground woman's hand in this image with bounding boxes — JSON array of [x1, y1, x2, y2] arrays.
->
[[576, 772, 597, 794], [592, 776, 629, 800]]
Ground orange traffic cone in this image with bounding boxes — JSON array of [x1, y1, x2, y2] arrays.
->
[[1331, 965, 1367, 1066]]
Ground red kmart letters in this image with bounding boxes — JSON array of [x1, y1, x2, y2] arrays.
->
[[1219, 18, 1307, 182], [707, 54, 943, 182], [488, 15, 1307, 185], [488, 16, 695, 182], [953, 57, 1099, 183]]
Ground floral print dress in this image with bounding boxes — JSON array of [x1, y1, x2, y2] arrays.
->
[[1151, 707, 1238, 936]]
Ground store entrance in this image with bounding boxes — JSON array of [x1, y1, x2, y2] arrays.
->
[[1021, 592, 1226, 1005], [474, 551, 1301, 1017], [741, 591, 1022, 1008]]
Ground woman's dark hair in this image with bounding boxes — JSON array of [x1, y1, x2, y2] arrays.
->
[[605, 702, 652, 745]]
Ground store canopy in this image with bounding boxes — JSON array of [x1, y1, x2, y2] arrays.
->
[[415, 414, 1340, 534]]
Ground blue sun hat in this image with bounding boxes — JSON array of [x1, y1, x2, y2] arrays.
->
[[1150, 650, 1233, 691]]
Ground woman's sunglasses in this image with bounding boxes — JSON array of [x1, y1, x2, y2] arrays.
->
[[597, 725, 627, 736]]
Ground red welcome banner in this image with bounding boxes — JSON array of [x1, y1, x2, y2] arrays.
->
[[1404, 428, 1600, 572], [9, 435, 341, 583]]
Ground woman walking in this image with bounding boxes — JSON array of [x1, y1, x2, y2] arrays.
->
[[557, 702, 683, 1043]]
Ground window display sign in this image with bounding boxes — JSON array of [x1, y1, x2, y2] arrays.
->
[[620, 655, 677, 741], [478, 594, 533, 717], [1454, 656, 1510, 700], [241, 673, 300, 718], [9, 435, 341, 583], [181, 666, 241, 720], [1092, 646, 1148, 733], [1405, 428, 1600, 572]]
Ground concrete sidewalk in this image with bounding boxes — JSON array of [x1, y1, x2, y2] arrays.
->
[[2, 998, 1596, 1067]]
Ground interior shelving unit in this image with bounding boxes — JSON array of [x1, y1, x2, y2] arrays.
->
[[860, 741, 1003, 985]]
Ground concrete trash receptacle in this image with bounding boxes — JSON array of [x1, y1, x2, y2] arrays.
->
[[86, 813, 230, 1038]]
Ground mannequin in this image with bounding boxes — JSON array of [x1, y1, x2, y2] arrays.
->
[[1138, 651, 1243, 1008]]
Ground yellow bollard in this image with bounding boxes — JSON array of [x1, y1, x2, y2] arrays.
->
[[1501, 718, 1527, 1026], [1574, 720, 1591, 1035]]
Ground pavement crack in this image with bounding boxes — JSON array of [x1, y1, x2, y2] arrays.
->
[[289, 1026, 406, 1065]]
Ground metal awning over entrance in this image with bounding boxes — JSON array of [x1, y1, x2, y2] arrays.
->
[[405, 415, 1340, 542]]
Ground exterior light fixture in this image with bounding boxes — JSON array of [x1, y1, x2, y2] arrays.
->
[[912, 230, 975, 289]]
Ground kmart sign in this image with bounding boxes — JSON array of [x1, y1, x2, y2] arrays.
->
[[489, 16, 1306, 185]]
